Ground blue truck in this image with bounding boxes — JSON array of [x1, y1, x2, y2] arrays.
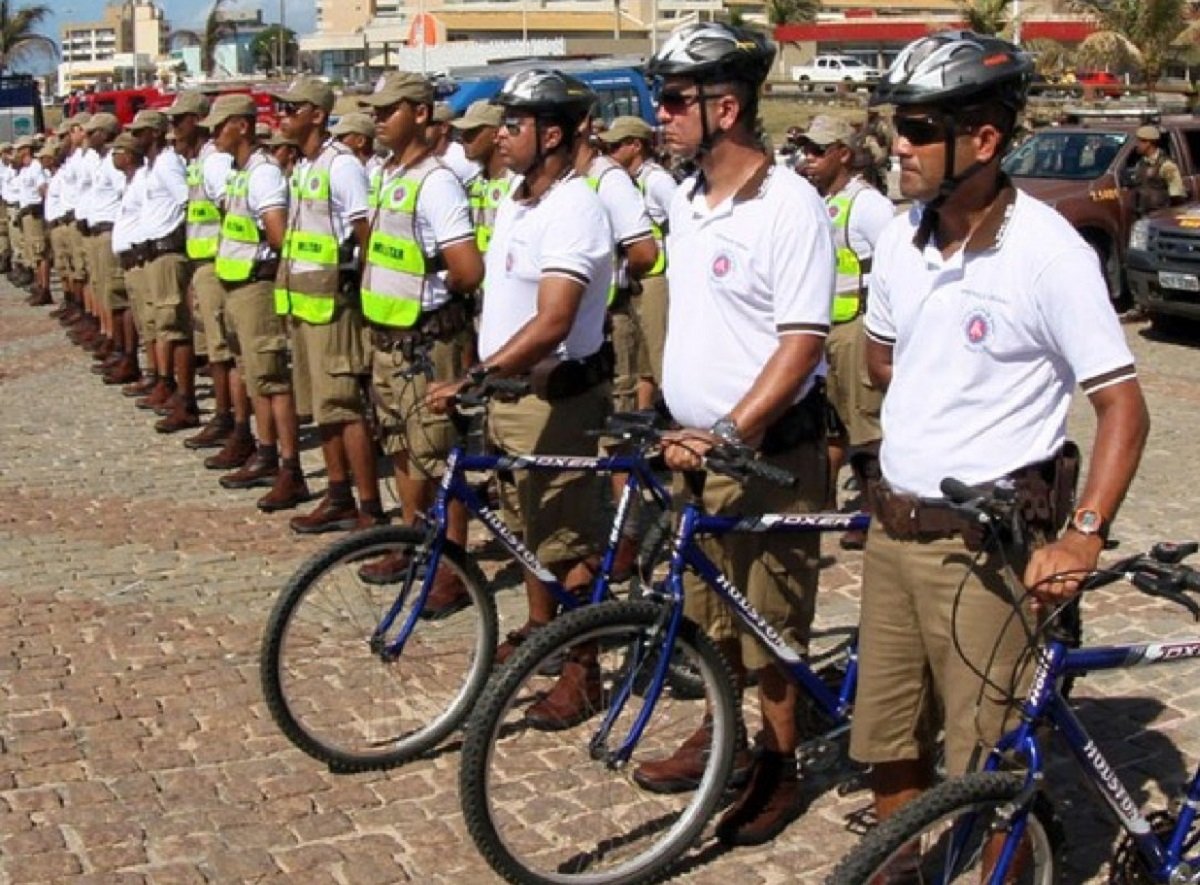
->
[[438, 57, 657, 126]]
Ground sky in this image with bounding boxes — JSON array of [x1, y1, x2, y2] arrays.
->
[[22, 0, 317, 73]]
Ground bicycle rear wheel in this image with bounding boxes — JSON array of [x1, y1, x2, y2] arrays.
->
[[826, 771, 1060, 884], [261, 525, 496, 772], [460, 599, 741, 885]]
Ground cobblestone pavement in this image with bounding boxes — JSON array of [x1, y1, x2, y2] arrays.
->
[[4, 278, 1200, 885]]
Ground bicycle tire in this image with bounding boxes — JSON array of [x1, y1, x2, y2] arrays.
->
[[826, 771, 1061, 885], [460, 599, 741, 885], [261, 525, 497, 772]]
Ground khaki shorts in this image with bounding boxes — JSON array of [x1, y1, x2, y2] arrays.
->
[[610, 307, 640, 414], [88, 231, 127, 311], [21, 213, 46, 264], [124, 263, 155, 341], [372, 332, 468, 476], [635, 275, 668, 386], [49, 224, 72, 276], [69, 225, 89, 283], [826, 315, 883, 448], [192, 262, 229, 362], [9, 211, 23, 265], [680, 440, 827, 671], [488, 384, 610, 567], [290, 306, 370, 426], [849, 528, 1038, 776], [0, 204, 9, 254], [222, 280, 291, 397], [145, 252, 192, 343]]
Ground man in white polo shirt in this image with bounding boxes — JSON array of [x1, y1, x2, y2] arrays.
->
[[634, 23, 835, 847], [849, 31, 1150, 845]]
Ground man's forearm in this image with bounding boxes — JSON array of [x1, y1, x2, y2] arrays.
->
[[1078, 379, 1151, 524], [728, 335, 824, 444]]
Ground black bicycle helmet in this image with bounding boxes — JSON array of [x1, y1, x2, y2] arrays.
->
[[495, 69, 596, 127], [872, 30, 1032, 114], [648, 23, 776, 86]]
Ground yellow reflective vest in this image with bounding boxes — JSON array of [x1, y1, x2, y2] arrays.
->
[[214, 151, 278, 283]]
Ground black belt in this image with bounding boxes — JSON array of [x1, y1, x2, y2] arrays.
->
[[369, 299, 472, 354], [118, 250, 143, 272], [90, 222, 114, 235]]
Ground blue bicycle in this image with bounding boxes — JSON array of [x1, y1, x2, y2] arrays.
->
[[458, 430, 870, 885], [260, 371, 675, 772], [828, 479, 1200, 885]]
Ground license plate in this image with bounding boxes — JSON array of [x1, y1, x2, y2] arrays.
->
[[1159, 271, 1200, 292]]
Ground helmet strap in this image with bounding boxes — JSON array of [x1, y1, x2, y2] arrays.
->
[[929, 114, 988, 210]]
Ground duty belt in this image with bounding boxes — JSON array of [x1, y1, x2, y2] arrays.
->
[[221, 259, 280, 290], [90, 221, 114, 235], [369, 299, 472, 354]]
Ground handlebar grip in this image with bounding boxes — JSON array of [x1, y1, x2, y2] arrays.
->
[[744, 458, 798, 488], [1184, 569, 1200, 593], [940, 477, 982, 504]]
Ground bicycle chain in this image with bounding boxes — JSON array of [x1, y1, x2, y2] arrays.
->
[[1109, 810, 1177, 884]]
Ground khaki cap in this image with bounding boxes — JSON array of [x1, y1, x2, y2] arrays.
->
[[255, 122, 272, 139], [359, 71, 434, 109], [804, 115, 854, 147], [54, 119, 71, 136], [264, 132, 298, 148], [597, 115, 653, 144], [269, 75, 335, 114], [200, 94, 257, 130], [85, 112, 120, 136], [164, 91, 210, 118], [0, 142, 11, 152], [331, 111, 375, 138], [1136, 124, 1161, 141], [127, 109, 168, 132], [37, 143, 57, 159], [431, 102, 454, 123], [111, 132, 142, 154], [69, 111, 92, 128], [450, 99, 502, 130], [13, 136, 33, 150]]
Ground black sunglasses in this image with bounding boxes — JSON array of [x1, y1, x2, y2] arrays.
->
[[800, 141, 829, 158], [657, 89, 703, 114], [276, 101, 313, 117], [895, 115, 950, 147]]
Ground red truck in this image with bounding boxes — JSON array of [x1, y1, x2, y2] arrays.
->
[[64, 85, 279, 128]]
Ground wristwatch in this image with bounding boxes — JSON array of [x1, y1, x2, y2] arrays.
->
[[1069, 507, 1109, 542], [709, 415, 744, 447]]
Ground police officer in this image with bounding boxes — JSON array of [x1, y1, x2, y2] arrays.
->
[[15, 136, 51, 305], [798, 114, 894, 550], [1132, 123, 1186, 215], [272, 75, 384, 532], [634, 23, 835, 847], [81, 114, 130, 384], [354, 72, 484, 606], [330, 111, 377, 167], [450, 99, 513, 259], [109, 131, 149, 387]]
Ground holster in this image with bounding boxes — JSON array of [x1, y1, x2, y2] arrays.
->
[[529, 345, 613, 402], [761, 381, 828, 455]]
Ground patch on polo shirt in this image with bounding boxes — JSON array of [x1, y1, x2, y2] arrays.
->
[[709, 250, 735, 282], [963, 307, 994, 350]]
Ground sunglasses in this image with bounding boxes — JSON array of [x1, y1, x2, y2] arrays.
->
[[500, 115, 529, 136], [895, 115, 950, 147], [656, 89, 703, 115], [276, 101, 313, 117], [800, 141, 829, 158]]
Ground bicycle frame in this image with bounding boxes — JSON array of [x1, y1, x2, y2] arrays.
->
[[598, 498, 870, 763], [375, 443, 673, 661], [972, 638, 1200, 883]]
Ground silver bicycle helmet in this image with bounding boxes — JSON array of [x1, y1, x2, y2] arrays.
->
[[648, 22, 776, 86], [495, 69, 596, 127]]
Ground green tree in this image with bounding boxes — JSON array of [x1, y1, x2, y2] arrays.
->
[[959, 0, 1016, 38], [1070, 0, 1187, 92], [0, 0, 55, 74], [767, 0, 821, 26], [250, 24, 297, 73]]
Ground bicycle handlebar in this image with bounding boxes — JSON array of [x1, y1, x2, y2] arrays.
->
[[706, 444, 798, 489], [452, 366, 531, 409]]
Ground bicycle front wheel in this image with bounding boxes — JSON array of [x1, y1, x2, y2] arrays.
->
[[827, 771, 1060, 885], [260, 525, 497, 772], [460, 599, 741, 885]]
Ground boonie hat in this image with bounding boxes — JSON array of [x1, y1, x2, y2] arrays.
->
[[270, 75, 335, 114], [1136, 124, 1161, 142], [127, 109, 168, 132], [597, 115, 654, 144], [449, 99, 502, 130], [164, 91, 210, 118], [359, 71, 435, 109], [331, 112, 376, 138], [804, 115, 855, 147], [200, 94, 257, 130], [85, 112, 120, 136], [431, 102, 454, 123]]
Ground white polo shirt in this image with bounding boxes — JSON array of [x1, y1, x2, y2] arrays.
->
[[478, 172, 612, 363], [637, 161, 677, 229], [141, 146, 188, 240], [112, 166, 147, 254], [75, 148, 101, 223], [246, 155, 289, 263], [200, 141, 234, 204], [88, 152, 125, 225], [835, 176, 894, 292], [440, 141, 480, 184], [662, 164, 834, 429], [44, 167, 65, 223], [375, 159, 475, 312], [59, 148, 82, 211], [0, 162, 16, 204], [17, 160, 47, 209], [865, 187, 1138, 499]]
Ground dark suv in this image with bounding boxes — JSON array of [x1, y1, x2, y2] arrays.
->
[[1001, 116, 1200, 301]]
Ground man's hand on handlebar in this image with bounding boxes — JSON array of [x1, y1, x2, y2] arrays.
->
[[661, 428, 721, 471], [1025, 530, 1106, 613], [426, 378, 466, 416]]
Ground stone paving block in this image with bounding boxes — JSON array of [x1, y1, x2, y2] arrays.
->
[[2, 849, 84, 882]]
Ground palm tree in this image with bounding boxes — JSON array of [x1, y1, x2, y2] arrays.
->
[[767, 0, 821, 26], [0, 0, 55, 75], [1069, 0, 1188, 93], [959, 0, 1016, 38], [1024, 37, 1074, 79], [250, 25, 296, 73], [202, 0, 236, 78]]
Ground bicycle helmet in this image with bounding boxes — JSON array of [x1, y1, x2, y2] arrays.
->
[[871, 30, 1032, 114], [648, 23, 775, 86], [495, 69, 596, 128]]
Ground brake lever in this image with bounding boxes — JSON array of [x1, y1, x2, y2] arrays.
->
[[1131, 570, 1200, 621]]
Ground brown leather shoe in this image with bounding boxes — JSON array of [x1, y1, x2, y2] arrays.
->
[[103, 357, 141, 386], [123, 375, 158, 398], [633, 719, 754, 794], [135, 380, 175, 411], [219, 449, 278, 489], [91, 338, 115, 361], [27, 290, 52, 307], [155, 400, 202, 434], [183, 413, 234, 450], [714, 752, 806, 847], [257, 469, 312, 512], [419, 569, 470, 620], [357, 550, 412, 585], [525, 660, 603, 731], [288, 495, 364, 535], [495, 620, 546, 667], [204, 433, 256, 471]]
